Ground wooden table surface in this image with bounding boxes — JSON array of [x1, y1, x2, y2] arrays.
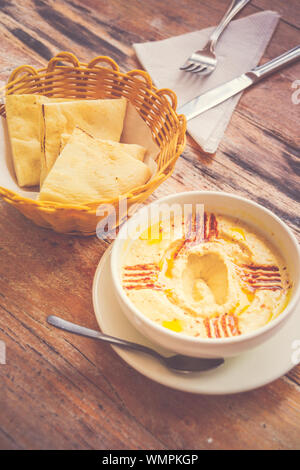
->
[[0, 0, 299, 450]]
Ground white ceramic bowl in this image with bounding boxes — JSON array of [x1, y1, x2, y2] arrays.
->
[[111, 191, 300, 358]]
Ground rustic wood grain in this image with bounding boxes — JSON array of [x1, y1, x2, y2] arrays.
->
[[0, 0, 299, 450]]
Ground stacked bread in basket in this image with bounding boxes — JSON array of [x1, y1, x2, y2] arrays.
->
[[0, 52, 186, 235]]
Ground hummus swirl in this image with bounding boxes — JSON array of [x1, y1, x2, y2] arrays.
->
[[122, 212, 291, 338]]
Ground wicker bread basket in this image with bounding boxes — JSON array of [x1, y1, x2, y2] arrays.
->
[[0, 52, 186, 235]]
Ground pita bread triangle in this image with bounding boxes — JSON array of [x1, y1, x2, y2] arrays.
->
[[39, 127, 151, 204], [5, 94, 75, 187], [40, 97, 127, 185]]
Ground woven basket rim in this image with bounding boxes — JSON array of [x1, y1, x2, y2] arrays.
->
[[0, 52, 186, 212]]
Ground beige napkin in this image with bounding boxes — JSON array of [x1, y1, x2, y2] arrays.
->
[[134, 11, 280, 154]]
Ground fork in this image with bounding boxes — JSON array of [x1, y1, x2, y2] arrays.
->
[[180, 0, 251, 75]]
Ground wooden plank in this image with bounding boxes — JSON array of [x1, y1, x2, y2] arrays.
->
[[0, 0, 130, 68], [252, 0, 300, 28]]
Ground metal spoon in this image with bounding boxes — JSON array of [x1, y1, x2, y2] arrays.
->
[[47, 315, 224, 373]]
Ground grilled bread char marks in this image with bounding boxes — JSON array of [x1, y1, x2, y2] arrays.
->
[[204, 314, 241, 338], [164, 211, 219, 260], [204, 212, 218, 241], [123, 264, 161, 290], [185, 211, 219, 245], [238, 264, 282, 291]]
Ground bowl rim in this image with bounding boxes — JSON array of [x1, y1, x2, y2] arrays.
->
[[111, 190, 300, 345]]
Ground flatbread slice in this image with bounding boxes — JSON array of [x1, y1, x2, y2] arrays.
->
[[60, 132, 146, 161], [40, 97, 127, 185], [39, 127, 151, 204], [5, 94, 72, 187]]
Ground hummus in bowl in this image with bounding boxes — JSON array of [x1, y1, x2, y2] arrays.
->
[[121, 212, 291, 339], [111, 192, 300, 357]]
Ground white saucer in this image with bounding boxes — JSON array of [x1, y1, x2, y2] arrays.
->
[[92, 246, 300, 395]]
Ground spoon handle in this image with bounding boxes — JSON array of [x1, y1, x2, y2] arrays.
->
[[47, 315, 161, 358]]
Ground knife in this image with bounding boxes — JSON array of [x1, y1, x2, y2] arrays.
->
[[177, 45, 300, 120]]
